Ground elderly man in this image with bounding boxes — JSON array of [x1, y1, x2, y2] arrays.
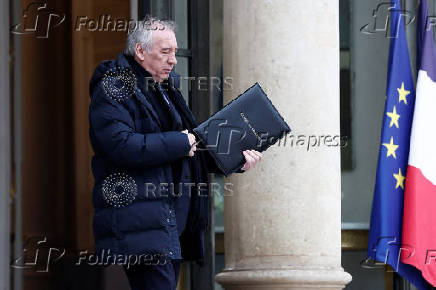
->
[[88, 17, 262, 289]]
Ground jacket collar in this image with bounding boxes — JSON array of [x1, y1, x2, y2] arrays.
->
[[116, 53, 163, 127], [116, 53, 190, 130]]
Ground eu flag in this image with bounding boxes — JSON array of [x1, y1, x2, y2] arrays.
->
[[367, 0, 430, 288]]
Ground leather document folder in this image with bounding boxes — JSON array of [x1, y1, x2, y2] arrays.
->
[[193, 83, 291, 176]]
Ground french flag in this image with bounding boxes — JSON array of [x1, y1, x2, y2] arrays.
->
[[401, 0, 436, 286]]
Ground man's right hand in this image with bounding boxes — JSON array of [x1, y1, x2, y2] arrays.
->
[[181, 129, 197, 157]]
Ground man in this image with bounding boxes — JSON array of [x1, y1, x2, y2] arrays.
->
[[88, 17, 262, 289]]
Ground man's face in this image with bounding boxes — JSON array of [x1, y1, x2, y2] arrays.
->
[[135, 29, 178, 83]]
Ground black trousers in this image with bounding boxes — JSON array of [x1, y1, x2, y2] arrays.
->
[[123, 259, 182, 290]]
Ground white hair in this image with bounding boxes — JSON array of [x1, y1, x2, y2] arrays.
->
[[124, 17, 177, 56]]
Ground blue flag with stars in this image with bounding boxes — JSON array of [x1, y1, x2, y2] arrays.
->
[[367, 0, 430, 288]]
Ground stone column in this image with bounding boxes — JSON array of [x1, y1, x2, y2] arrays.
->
[[215, 0, 352, 289]]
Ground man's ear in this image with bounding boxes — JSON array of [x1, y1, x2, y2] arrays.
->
[[135, 43, 145, 61]]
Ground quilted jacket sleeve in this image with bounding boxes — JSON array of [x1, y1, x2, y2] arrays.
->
[[89, 83, 191, 169]]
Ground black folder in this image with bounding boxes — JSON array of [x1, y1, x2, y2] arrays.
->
[[193, 83, 291, 176]]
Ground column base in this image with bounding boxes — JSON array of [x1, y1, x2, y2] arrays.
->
[[216, 268, 352, 290]]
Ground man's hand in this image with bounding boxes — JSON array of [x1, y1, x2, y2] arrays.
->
[[182, 129, 197, 157], [241, 150, 262, 171]]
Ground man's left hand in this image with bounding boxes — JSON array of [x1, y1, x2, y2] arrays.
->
[[241, 150, 262, 171]]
